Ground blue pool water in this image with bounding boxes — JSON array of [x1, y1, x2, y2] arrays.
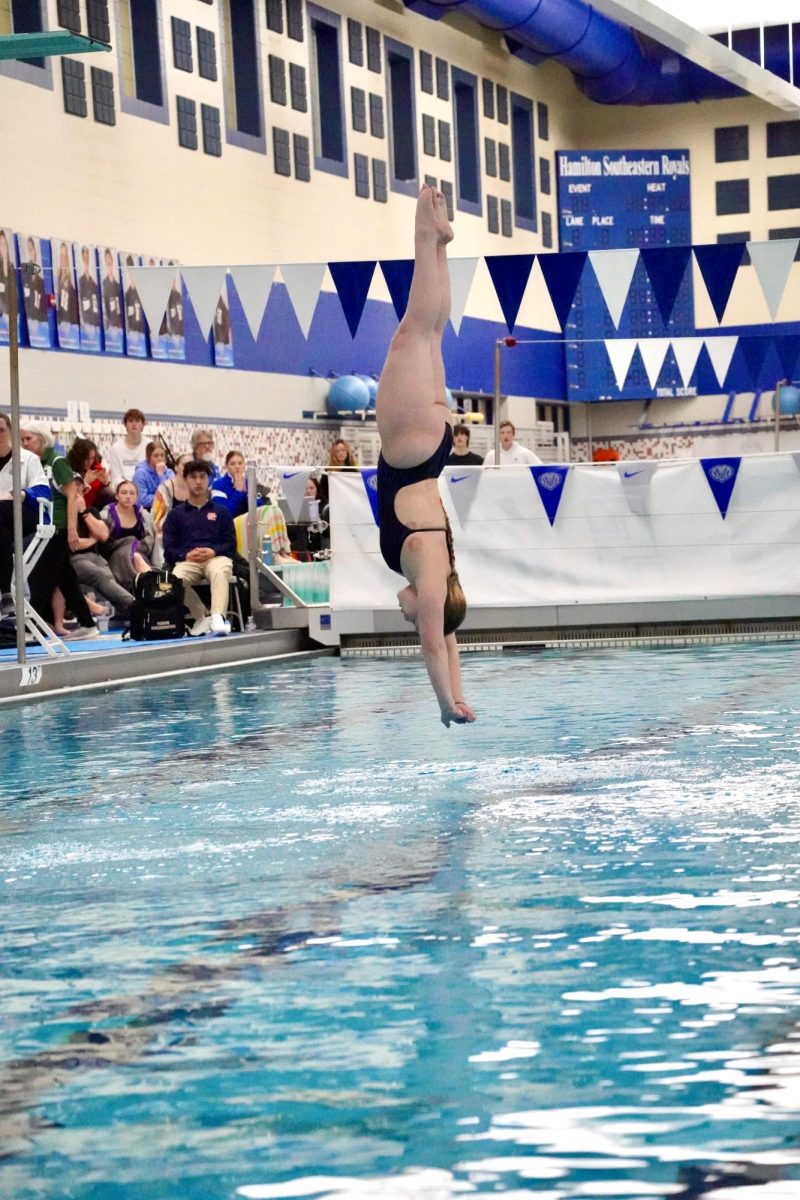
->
[[3, 644, 800, 1198]]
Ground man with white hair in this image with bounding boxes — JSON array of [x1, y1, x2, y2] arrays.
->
[[0, 411, 51, 616]]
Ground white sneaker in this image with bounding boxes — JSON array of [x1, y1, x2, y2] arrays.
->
[[65, 625, 99, 641], [210, 613, 231, 637], [189, 615, 212, 637]]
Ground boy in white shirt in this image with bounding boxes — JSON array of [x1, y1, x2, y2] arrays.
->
[[483, 420, 542, 466], [107, 407, 148, 488]]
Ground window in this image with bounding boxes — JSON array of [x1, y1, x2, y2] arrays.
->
[[435, 56, 448, 100], [197, 28, 217, 81], [453, 67, 480, 213], [223, 0, 261, 139], [386, 37, 417, 194], [177, 96, 198, 149], [441, 179, 454, 220], [511, 91, 536, 229], [202, 103, 222, 155], [767, 120, 800, 158], [266, 0, 283, 33], [369, 93, 384, 138], [498, 142, 510, 181], [501, 199, 512, 237], [717, 231, 751, 265], [286, 0, 304, 41], [91, 66, 115, 124], [496, 84, 508, 124], [172, 17, 193, 72], [126, 0, 164, 107], [485, 137, 497, 177], [57, 0, 81, 33], [542, 210, 553, 248], [87, 0, 110, 42], [482, 78, 494, 119], [768, 174, 800, 210], [537, 100, 549, 141], [269, 54, 287, 104], [294, 133, 311, 180], [425, 173, 437, 188], [354, 151, 370, 197], [310, 4, 346, 175], [715, 125, 749, 163], [348, 18, 362, 65], [366, 26, 381, 72], [420, 50, 433, 94], [539, 156, 551, 195], [438, 119, 451, 162], [422, 113, 436, 156], [273, 127, 291, 175], [290, 63, 307, 111], [10, 0, 45, 67], [487, 195, 499, 234], [62, 58, 87, 117], [770, 227, 800, 260], [351, 86, 366, 132], [716, 178, 750, 215], [373, 158, 387, 202]]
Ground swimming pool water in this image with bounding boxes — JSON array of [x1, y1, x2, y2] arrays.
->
[[2, 643, 800, 1198]]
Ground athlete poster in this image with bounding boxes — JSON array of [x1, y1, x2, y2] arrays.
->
[[164, 262, 185, 362], [121, 251, 147, 358], [100, 245, 124, 354], [213, 277, 234, 368], [51, 238, 81, 350], [17, 233, 53, 348], [74, 242, 102, 352], [0, 226, 19, 346]]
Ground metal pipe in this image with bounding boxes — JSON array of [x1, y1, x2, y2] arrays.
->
[[245, 461, 261, 624], [774, 383, 783, 452], [493, 339, 502, 464], [9, 262, 25, 664], [586, 402, 594, 462]]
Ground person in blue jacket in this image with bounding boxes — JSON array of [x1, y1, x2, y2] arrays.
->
[[162, 459, 235, 637], [133, 441, 174, 510], [211, 450, 255, 518]]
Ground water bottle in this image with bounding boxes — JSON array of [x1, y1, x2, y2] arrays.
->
[[262, 537, 273, 567]]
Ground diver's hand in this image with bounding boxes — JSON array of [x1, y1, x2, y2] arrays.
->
[[454, 700, 476, 723], [440, 701, 475, 727]]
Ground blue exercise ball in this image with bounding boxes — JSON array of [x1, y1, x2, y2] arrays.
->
[[327, 374, 371, 415], [356, 374, 379, 408], [778, 384, 800, 415]]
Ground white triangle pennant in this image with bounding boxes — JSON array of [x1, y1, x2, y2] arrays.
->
[[637, 338, 671, 389], [131, 265, 176, 335], [181, 265, 229, 338], [748, 238, 800, 320], [605, 338, 638, 391], [281, 263, 326, 339], [704, 335, 739, 388], [448, 257, 479, 335], [278, 466, 314, 521], [671, 337, 704, 388], [616, 461, 658, 516], [229, 264, 277, 339], [443, 464, 482, 525], [589, 248, 640, 329]]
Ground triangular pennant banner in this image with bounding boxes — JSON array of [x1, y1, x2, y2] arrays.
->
[[328, 260, 376, 338], [637, 338, 671, 389], [530, 465, 569, 527], [700, 456, 741, 520], [484, 254, 535, 333], [444, 464, 482, 524], [229, 264, 276, 339], [281, 263, 326, 339], [605, 339, 638, 391], [703, 336, 739, 388], [671, 337, 705, 388], [748, 238, 800, 320], [130, 265, 175, 335], [640, 246, 692, 328], [278, 467, 314, 521], [181, 265, 229, 338], [616, 461, 658, 516], [738, 335, 772, 390], [538, 250, 587, 329], [448, 257, 479, 335], [380, 259, 414, 321], [588, 249, 640, 330], [693, 243, 744, 323], [776, 334, 800, 381], [360, 467, 379, 524]]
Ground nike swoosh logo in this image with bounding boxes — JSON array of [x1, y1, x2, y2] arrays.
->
[[283, 471, 302, 479], [623, 470, 644, 478], [450, 475, 470, 483]]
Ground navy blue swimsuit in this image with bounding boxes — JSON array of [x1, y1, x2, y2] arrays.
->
[[377, 423, 453, 575]]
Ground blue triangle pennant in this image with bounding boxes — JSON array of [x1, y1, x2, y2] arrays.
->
[[530, 465, 570, 527], [537, 250, 588, 330], [700, 457, 741, 520], [640, 246, 692, 328], [776, 333, 800, 381], [693, 243, 745, 323], [360, 467, 380, 524], [329, 260, 376, 338], [739, 335, 773, 390], [484, 254, 534, 333], [379, 259, 414, 322]]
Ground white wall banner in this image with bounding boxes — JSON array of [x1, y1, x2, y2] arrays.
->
[[132, 265, 176, 336], [181, 265, 229, 338], [447, 257, 479, 335], [605, 338, 638, 390], [589, 248, 640, 329], [748, 238, 800, 320], [616, 460, 658, 515], [279, 467, 314, 520], [704, 335, 739, 387], [670, 336, 704, 388], [280, 263, 326, 339], [444, 463, 482, 524], [229, 264, 276, 339], [637, 337, 671, 389]]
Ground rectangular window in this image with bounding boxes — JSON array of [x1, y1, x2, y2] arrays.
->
[[435, 56, 448, 100], [269, 53, 287, 104], [717, 230, 751, 265], [294, 133, 311, 180], [487, 195, 499, 234], [485, 137, 497, 177], [539, 155, 551, 194], [172, 17, 193, 72], [372, 158, 388, 202], [767, 119, 800, 158], [441, 179, 454, 220], [87, 0, 110, 43], [91, 65, 115, 125], [57, 0, 81, 33], [348, 17, 362, 65], [770, 226, 800, 260], [496, 84, 508, 124], [716, 178, 750, 215], [225, 0, 261, 138], [511, 91, 536, 229], [501, 198, 512, 237], [369, 93, 384, 138], [62, 58, 87, 117], [286, 0, 304, 41], [438, 119, 451, 162], [498, 142, 510, 181], [310, 4, 346, 175], [127, 0, 164, 107], [422, 113, 436, 156], [197, 28, 217, 81], [11, 0, 44, 66], [453, 67, 480, 213], [366, 26, 381, 72], [354, 151, 370, 197], [420, 50, 433, 94], [202, 103, 222, 156], [542, 210, 553, 248], [537, 100, 549, 141], [768, 174, 800, 210], [351, 86, 367, 132], [386, 37, 417, 194], [715, 125, 749, 163], [482, 78, 494, 119], [177, 95, 198, 150], [266, 0, 283, 33], [290, 63, 307, 111], [273, 127, 291, 175], [425, 173, 437, 189]]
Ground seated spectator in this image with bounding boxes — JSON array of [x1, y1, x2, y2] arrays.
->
[[303, 475, 330, 555], [152, 452, 192, 533], [211, 450, 252, 518], [67, 437, 113, 510], [482, 420, 542, 467], [70, 477, 135, 621], [0, 411, 51, 617], [447, 423, 483, 466], [162, 460, 235, 637], [328, 438, 358, 469], [133, 441, 174, 509], [190, 429, 220, 481], [107, 407, 148, 489], [100, 480, 156, 589]]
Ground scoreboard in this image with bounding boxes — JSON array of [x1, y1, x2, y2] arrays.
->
[[557, 149, 694, 401]]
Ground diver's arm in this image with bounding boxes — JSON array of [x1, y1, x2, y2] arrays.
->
[[445, 633, 476, 723], [416, 589, 466, 726]]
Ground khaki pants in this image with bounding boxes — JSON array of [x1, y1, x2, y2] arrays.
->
[[173, 556, 233, 619]]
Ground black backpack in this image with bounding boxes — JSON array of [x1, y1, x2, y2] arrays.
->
[[127, 569, 185, 641]]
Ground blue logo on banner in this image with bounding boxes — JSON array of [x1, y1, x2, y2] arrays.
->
[[530, 465, 569, 526], [360, 468, 380, 524], [700, 456, 741, 519]]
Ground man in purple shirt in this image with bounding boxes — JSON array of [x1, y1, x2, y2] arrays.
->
[[162, 460, 236, 637]]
